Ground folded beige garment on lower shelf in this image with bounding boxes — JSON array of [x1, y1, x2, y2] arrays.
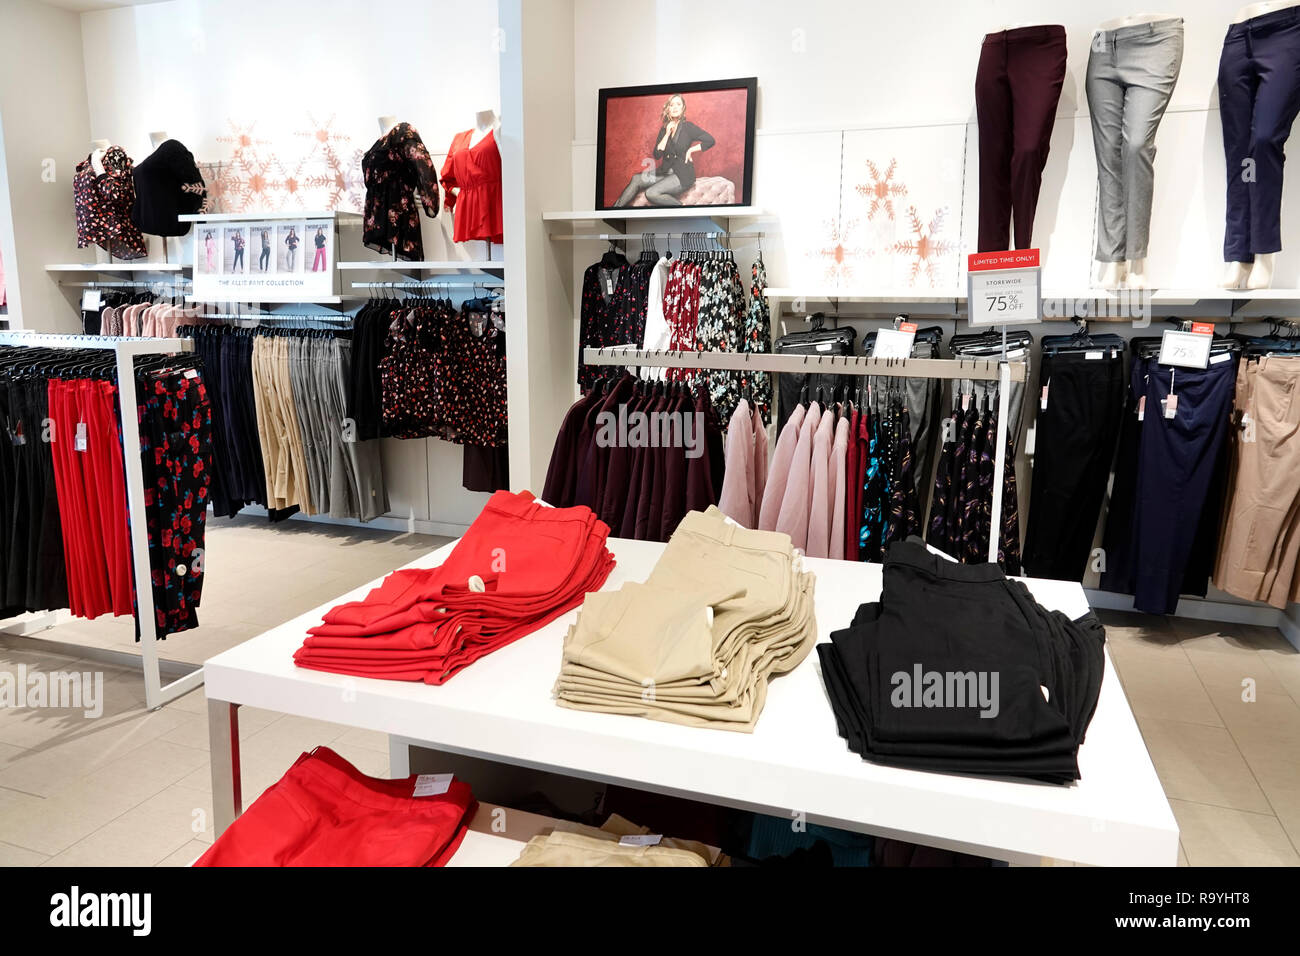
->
[[509, 830, 710, 867]]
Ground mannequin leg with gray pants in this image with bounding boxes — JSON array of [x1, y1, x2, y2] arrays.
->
[[614, 171, 684, 207]]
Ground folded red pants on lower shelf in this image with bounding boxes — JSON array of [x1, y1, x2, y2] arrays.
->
[[194, 746, 477, 867]]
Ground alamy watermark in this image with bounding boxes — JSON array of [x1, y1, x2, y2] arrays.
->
[[891, 664, 1000, 719], [0, 665, 103, 718], [595, 406, 705, 459]]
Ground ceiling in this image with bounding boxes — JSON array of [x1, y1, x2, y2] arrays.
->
[[39, 0, 172, 12]]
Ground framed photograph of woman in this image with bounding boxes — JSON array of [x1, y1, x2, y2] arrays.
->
[[596, 77, 756, 210]]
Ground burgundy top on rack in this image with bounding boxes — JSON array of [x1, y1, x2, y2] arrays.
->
[[74, 146, 148, 260], [441, 128, 503, 244]]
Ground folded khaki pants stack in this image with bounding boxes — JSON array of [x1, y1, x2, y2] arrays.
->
[[509, 814, 724, 867], [555, 507, 817, 732]]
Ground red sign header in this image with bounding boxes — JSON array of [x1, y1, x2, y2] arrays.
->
[[1191, 322, 1215, 335], [968, 249, 1041, 271], [899, 322, 918, 333]]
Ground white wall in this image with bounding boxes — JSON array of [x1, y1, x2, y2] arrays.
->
[[572, 0, 1296, 293], [0, 0, 94, 333], [78, 0, 505, 530]]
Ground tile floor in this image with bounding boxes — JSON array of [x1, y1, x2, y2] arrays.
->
[[1, 517, 1298, 866]]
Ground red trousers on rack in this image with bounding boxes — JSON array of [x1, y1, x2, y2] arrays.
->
[[194, 747, 477, 867], [293, 490, 615, 684], [46, 379, 133, 619]]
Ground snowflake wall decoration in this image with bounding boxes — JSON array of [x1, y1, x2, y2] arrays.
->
[[200, 114, 364, 213], [810, 215, 869, 284], [855, 158, 908, 221], [892, 206, 958, 287]]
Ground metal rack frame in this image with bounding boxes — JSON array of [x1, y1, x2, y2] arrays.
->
[[0, 331, 203, 709]]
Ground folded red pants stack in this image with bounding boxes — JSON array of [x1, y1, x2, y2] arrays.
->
[[194, 747, 477, 866], [293, 490, 616, 684]]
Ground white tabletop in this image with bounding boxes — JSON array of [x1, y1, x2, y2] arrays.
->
[[204, 537, 1178, 866]]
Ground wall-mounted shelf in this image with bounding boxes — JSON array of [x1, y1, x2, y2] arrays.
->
[[177, 210, 362, 223], [544, 206, 768, 233], [186, 294, 346, 305], [765, 286, 1300, 320], [46, 262, 186, 273], [336, 260, 503, 273]]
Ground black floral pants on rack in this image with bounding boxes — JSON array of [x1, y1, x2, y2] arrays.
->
[[134, 367, 214, 640]]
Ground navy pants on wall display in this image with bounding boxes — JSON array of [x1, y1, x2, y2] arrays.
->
[[1218, 7, 1300, 261]]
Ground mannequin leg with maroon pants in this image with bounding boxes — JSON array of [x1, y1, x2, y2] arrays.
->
[[976, 25, 1068, 252]]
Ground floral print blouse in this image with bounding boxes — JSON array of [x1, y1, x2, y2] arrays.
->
[[362, 122, 440, 262], [75, 146, 148, 260]]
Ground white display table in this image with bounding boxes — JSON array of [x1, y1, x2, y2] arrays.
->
[[204, 537, 1179, 866]]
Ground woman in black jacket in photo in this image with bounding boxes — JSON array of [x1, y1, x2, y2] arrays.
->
[[613, 93, 715, 207]]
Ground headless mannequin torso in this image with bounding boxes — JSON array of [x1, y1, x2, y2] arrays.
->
[[378, 115, 399, 137], [89, 138, 111, 176], [468, 109, 499, 149], [1223, 2, 1300, 287]]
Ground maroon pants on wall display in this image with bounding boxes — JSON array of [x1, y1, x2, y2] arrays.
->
[[975, 25, 1068, 252]]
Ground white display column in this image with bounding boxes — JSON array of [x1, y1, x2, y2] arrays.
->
[[499, 0, 577, 493]]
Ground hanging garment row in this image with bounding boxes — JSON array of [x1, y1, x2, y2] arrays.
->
[[81, 288, 203, 337], [179, 324, 389, 523], [543, 371, 725, 542], [0, 345, 213, 639], [734, 382, 922, 562], [1215, 328, 1300, 609], [372, 289, 509, 493], [1101, 334, 1243, 615], [578, 238, 773, 425]]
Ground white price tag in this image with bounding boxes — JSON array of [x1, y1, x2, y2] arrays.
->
[[74, 422, 87, 453], [412, 773, 453, 797], [1210, 351, 1233, 365], [1085, 350, 1104, 360], [872, 327, 916, 359], [80, 289, 102, 311], [967, 267, 1041, 327], [815, 341, 834, 352], [1158, 330, 1212, 369], [618, 834, 663, 847]]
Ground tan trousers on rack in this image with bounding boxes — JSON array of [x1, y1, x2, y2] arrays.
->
[[250, 337, 312, 513], [1215, 356, 1300, 608]]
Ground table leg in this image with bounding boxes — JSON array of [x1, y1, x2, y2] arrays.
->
[[208, 699, 242, 836], [388, 734, 411, 777]]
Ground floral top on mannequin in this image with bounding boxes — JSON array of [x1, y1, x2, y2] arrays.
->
[[442, 110, 503, 245], [362, 121, 440, 261], [74, 144, 148, 260]]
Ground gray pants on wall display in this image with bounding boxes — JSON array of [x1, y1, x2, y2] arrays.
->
[[1085, 19, 1183, 262]]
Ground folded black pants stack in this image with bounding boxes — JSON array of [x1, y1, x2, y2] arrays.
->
[[817, 539, 1105, 784]]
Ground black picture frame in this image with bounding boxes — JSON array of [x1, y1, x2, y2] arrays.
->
[[594, 77, 757, 211]]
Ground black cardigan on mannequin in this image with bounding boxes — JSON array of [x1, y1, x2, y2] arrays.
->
[[652, 120, 715, 189]]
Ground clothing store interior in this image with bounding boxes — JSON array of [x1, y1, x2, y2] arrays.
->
[[0, 0, 1299, 880]]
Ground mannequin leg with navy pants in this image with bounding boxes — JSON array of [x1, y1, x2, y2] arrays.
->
[[1218, 8, 1300, 264]]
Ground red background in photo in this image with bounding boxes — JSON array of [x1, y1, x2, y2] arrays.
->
[[601, 87, 750, 206]]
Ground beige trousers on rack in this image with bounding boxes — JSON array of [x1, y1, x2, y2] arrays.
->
[[1214, 356, 1300, 608]]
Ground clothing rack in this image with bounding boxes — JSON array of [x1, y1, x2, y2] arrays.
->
[[584, 346, 1023, 564], [198, 312, 352, 323], [350, 280, 505, 290], [59, 279, 193, 289], [550, 231, 764, 242], [0, 331, 202, 709]]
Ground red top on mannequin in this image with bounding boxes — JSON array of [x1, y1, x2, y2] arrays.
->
[[441, 128, 503, 244]]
